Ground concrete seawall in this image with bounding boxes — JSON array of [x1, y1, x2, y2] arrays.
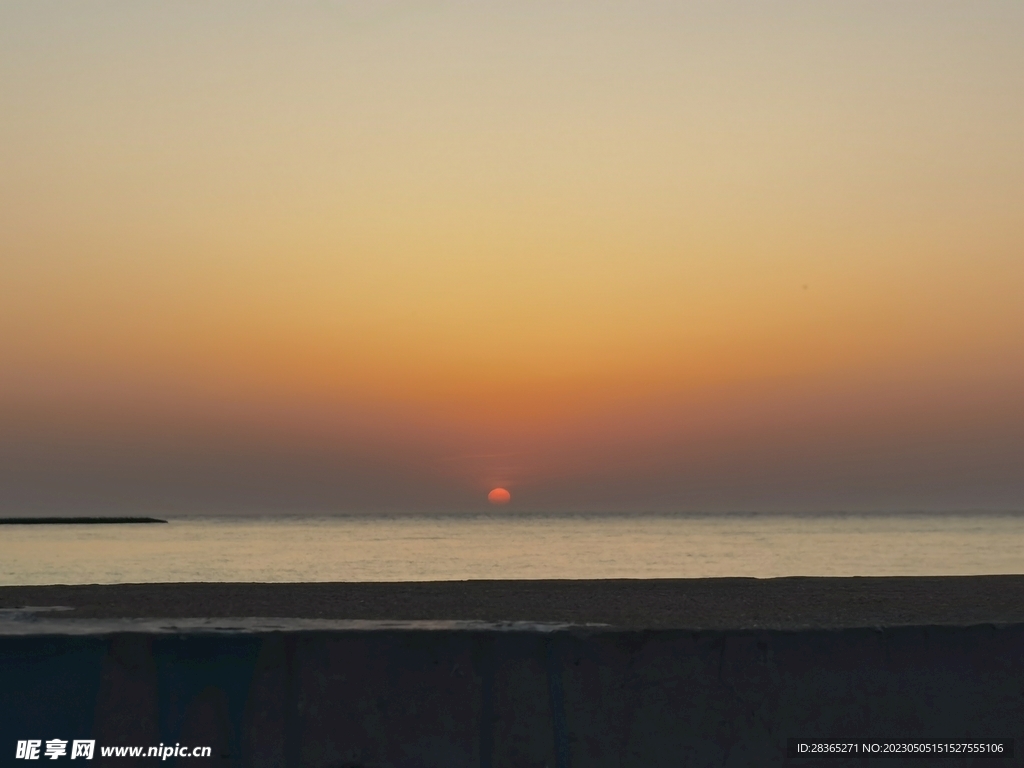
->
[[2, 616, 1021, 766]]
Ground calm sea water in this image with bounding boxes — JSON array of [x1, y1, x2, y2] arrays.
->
[[2, 512, 1024, 586]]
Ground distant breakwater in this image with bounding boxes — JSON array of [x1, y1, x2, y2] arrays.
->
[[0, 517, 167, 525]]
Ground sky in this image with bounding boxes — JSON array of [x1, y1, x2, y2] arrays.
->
[[1, 1, 1022, 513]]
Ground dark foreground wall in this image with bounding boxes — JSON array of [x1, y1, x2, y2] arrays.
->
[[1, 622, 1022, 767]]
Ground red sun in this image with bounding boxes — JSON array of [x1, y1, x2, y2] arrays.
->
[[487, 488, 511, 505]]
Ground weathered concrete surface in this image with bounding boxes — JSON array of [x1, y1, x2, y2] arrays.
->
[[1, 619, 1021, 767]]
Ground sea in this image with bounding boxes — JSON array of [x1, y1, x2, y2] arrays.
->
[[2, 511, 1023, 586]]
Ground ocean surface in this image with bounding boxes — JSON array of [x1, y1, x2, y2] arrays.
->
[[3, 512, 1024, 586]]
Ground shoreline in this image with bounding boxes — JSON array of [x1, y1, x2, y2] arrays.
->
[[4, 574, 1024, 629]]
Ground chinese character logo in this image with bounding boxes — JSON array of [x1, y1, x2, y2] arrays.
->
[[44, 740, 67, 760], [16, 741, 41, 760], [16, 739, 94, 760], [70, 741, 95, 760]]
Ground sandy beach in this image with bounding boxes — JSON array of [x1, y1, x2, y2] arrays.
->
[[4, 575, 1024, 629]]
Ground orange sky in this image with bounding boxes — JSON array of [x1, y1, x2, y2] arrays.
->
[[1, 1, 1022, 512]]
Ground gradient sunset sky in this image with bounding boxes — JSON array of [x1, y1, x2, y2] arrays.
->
[[2, 1, 1022, 513]]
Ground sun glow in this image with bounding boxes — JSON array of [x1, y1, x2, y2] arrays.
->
[[488, 488, 511, 505]]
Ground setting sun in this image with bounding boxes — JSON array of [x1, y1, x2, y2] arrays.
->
[[488, 488, 511, 505]]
